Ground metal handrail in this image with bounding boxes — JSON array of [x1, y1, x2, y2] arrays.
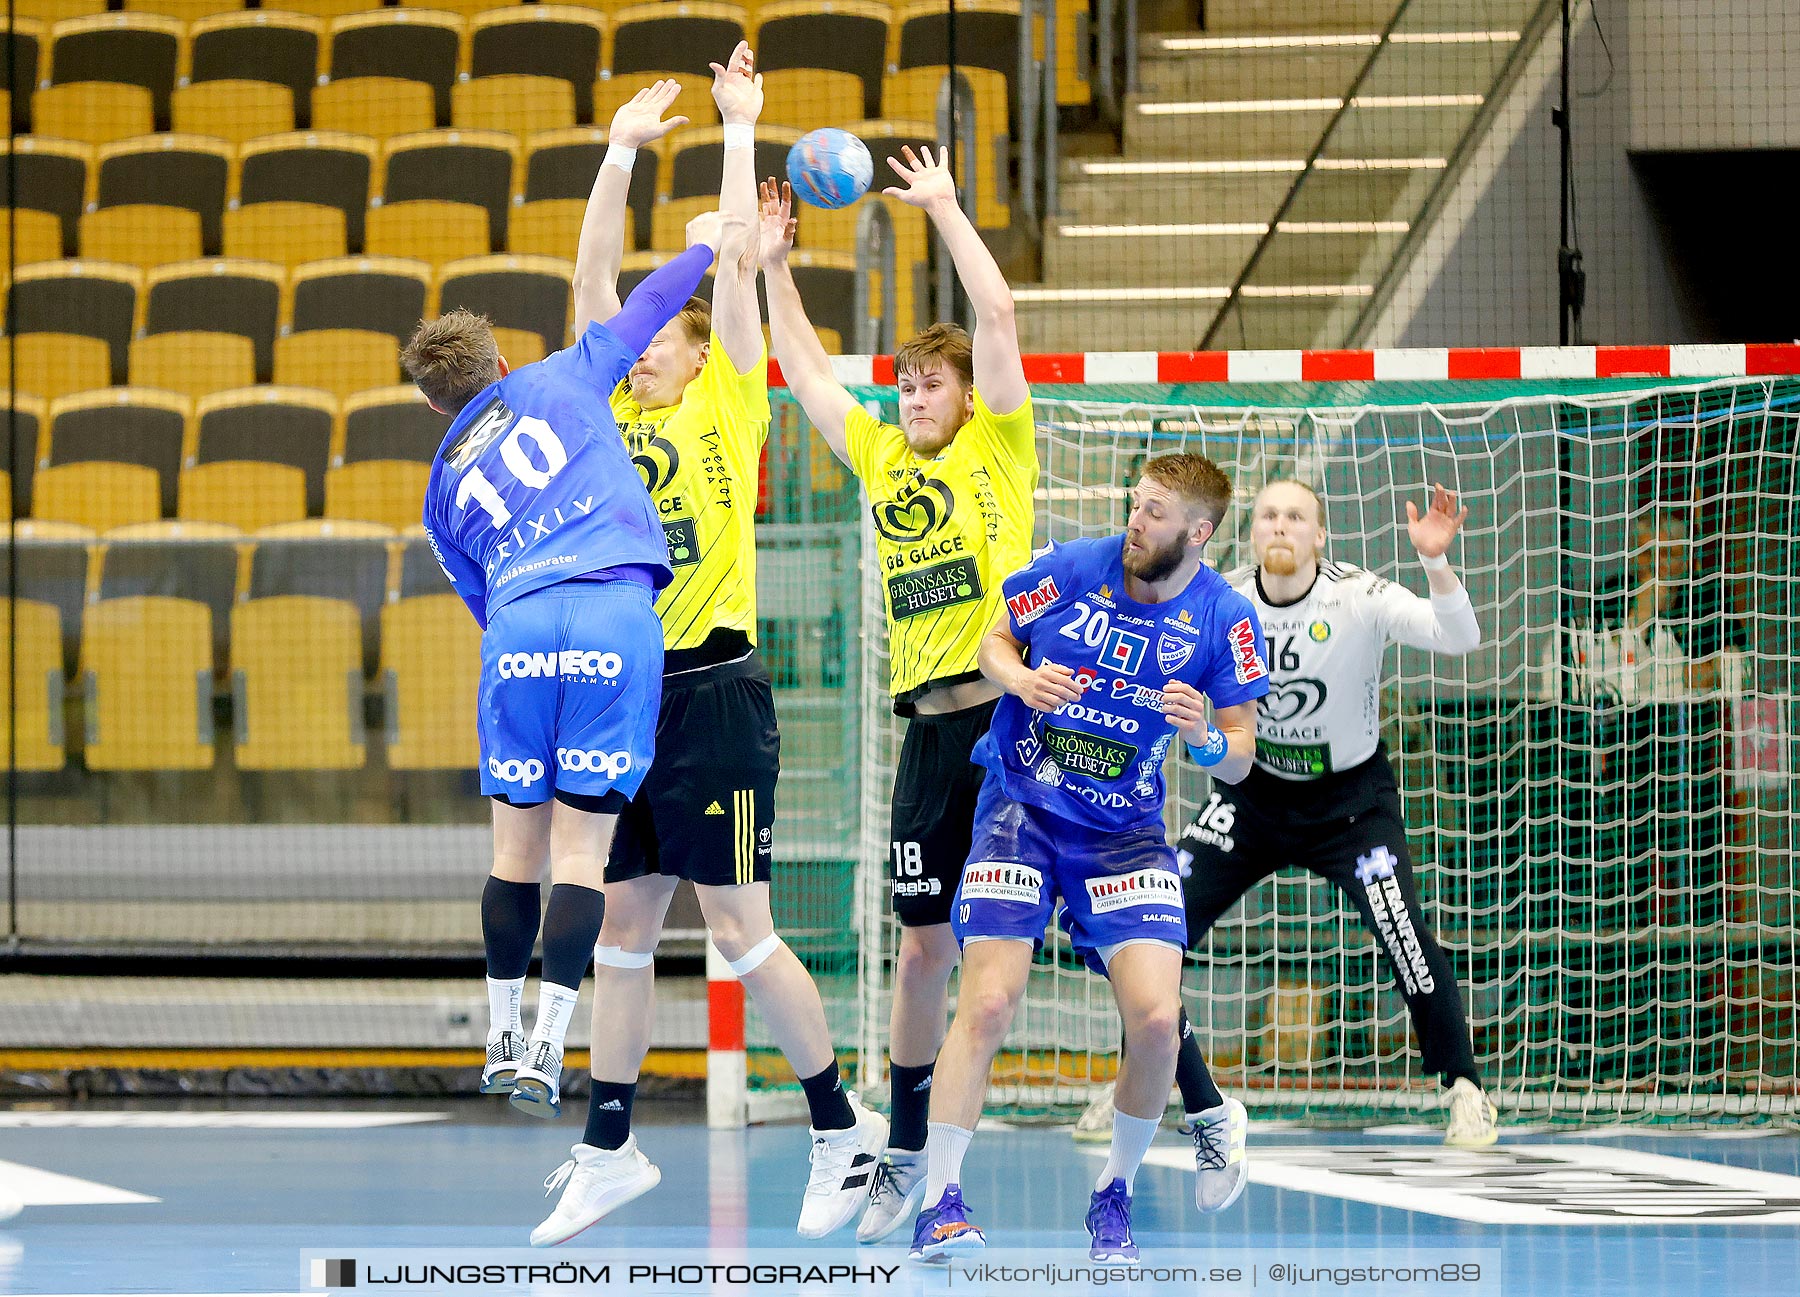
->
[[851, 199, 897, 354]]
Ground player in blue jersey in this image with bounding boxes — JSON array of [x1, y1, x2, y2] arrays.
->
[[404, 149, 735, 1135], [909, 453, 1269, 1263]]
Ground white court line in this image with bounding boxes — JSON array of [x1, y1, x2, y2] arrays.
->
[[0, 1112, 447, 1129], [0, 1159, 158, 1206]]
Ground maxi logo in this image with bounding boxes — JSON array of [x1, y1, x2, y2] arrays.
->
[[887, 557, 983, 620], [1228, 617, 1268, 684], [488, 756, 545, 785], [498, 650, 624, 680], [1040, 725, 1139, 781], [1006, 575, 1060, 625], [1084, 867, 1182, 914], [1100, 627, 1149, 675], [556, 748, 632, 776]]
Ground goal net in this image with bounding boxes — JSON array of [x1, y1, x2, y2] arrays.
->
[[833, 370, 1797, 1124]]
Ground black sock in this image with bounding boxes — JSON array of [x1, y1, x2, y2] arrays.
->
[[584, 1080, 637, 1150], [540, 883, 605, 990], [1175, 1008, 1224, 1113], [887, 1060, 935, 1152], [481, 877, 542, 980], [800, 1061, 856, 1131]]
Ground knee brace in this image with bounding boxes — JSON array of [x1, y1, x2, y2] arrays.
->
[[594, 944, 655, 969], [722, 933, 783, 977]]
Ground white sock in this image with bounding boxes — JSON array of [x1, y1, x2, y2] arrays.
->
[[530, 982, 581, 1051], [924, 1121, 973, 1208], [1097, 1110, 1160, 1194], [486, 975, 524, 1036]]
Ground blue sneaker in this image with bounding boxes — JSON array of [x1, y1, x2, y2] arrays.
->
[[1086, 1179, 1137, 1262], [908, 1185, 986, 1260]]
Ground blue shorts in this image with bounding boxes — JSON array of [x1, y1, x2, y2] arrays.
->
[[952, 776, 1188, 975], [477, 578, 663, 803]]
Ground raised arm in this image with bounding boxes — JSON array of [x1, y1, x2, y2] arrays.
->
[[759, 179, 858, 463], [883, 145, 1027, 414], [571, 79, 688, 335], [708, 41, 765, 373], [1385, 484, 1481, 655]]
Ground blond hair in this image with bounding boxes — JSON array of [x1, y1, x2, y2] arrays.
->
[[894, 322, 974, 388], [671, 295, 710, 347], [1257, 478, 1325, 527], [1142, 452, 1233, 527], [400, 308, 501, 414]]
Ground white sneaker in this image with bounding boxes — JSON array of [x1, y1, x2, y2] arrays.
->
[[855, 1148, 926, 1243], [798, 1098, 887, 1239], [509, 1039, 563, 1119], [1186, 1096, 1248, 1213], [1072, 1080, 1116, 1145], [480, 1029, 523, 1095], [530, 1137, 662, 1247], [1444, 1078, 1499, 1147]]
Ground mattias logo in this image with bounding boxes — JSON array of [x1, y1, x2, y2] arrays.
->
[[872, 471, 954, 543], [1041, 724, 1138, 780], [1006, 576, 1060, 625]]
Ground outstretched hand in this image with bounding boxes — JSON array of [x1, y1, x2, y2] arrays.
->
[[758, 178, 797, 268], [685, 210, 723, 254], [882, 144, 958, 209], [1406, 484, 1469, 559], [609, 79, 688, 149], [710, 40, 762, 125]]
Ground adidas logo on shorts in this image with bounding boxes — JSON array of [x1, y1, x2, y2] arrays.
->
[[704, 801, 725, 815]]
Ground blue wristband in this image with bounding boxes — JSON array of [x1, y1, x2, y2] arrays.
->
[[1186, 727, 1228, 768]]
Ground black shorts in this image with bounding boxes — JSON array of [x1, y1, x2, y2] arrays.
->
[[1176, 748, 1409, 944], [888, 697, 998, 927], [607, 655, 780, 887]]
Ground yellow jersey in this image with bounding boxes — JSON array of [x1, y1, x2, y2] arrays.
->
[[612, 334, 771, 656], [846, 389, 1038, 712]]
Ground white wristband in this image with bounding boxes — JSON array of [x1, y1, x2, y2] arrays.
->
[[603, 142, 637, 173], [722, 122, 754, 151], [1419, 552, 1450, 572]]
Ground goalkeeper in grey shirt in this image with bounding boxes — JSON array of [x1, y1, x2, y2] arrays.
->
[[1078, 479, 1497, 1164]]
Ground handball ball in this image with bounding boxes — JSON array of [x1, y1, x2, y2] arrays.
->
[[786, 128, 873, 210]]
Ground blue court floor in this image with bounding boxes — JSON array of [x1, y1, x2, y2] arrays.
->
[[2, 1100, 1797, 1296]]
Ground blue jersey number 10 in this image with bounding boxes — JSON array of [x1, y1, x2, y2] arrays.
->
[[453, 416, 570, 528]]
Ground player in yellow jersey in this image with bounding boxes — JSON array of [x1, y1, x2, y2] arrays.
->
[[530, 49, 884, 1248], [759, 146, 1038, 1243]]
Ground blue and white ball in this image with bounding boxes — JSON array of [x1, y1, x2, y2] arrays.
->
[[786, 128, 873, 210]]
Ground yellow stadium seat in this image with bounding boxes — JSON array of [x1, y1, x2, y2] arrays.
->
[[231, 595, 366, 770], [365, 199, 493, 271], [881, 66, 1011, 227], [760, 68, 866, 132], [648, 194, 718, 253], [123, 0, 242, 18], [790, 195, 928, 339], [129, 332, 257, 399], [223, 202, 348, 272], [12, 0, 107, 20], [80, 204, 202, 272], [269, 0, 381, 19], [257, 518, 393, 540], [80, 595, 214, 770], [0, 599, 68, 772], [0, 332, 112, 403], [323, 460, 430, 531], [178, 462, 309, 534], [381, 592, 478, 769], [274, 329, 401, 400], [506, 198, 586, 259], [172, 79, 296, 147], [104, 519, 240, 541], [33, 461, 161, 533], [8, 208, 66, 268], [313, 77, 436, 143], [491, 326, 546, 367], [403, 0, 516, 15], [32, 81, 154, 146], [453, 75, 576, 137]]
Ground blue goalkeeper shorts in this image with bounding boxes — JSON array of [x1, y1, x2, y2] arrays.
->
[[477, 576, 664, 803], [952, 776, 1188, 975]]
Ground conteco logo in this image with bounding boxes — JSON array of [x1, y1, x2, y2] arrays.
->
[[497, 650, 624, 680], [488, 757, 545, 785], [556, 748, 632, 776]]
